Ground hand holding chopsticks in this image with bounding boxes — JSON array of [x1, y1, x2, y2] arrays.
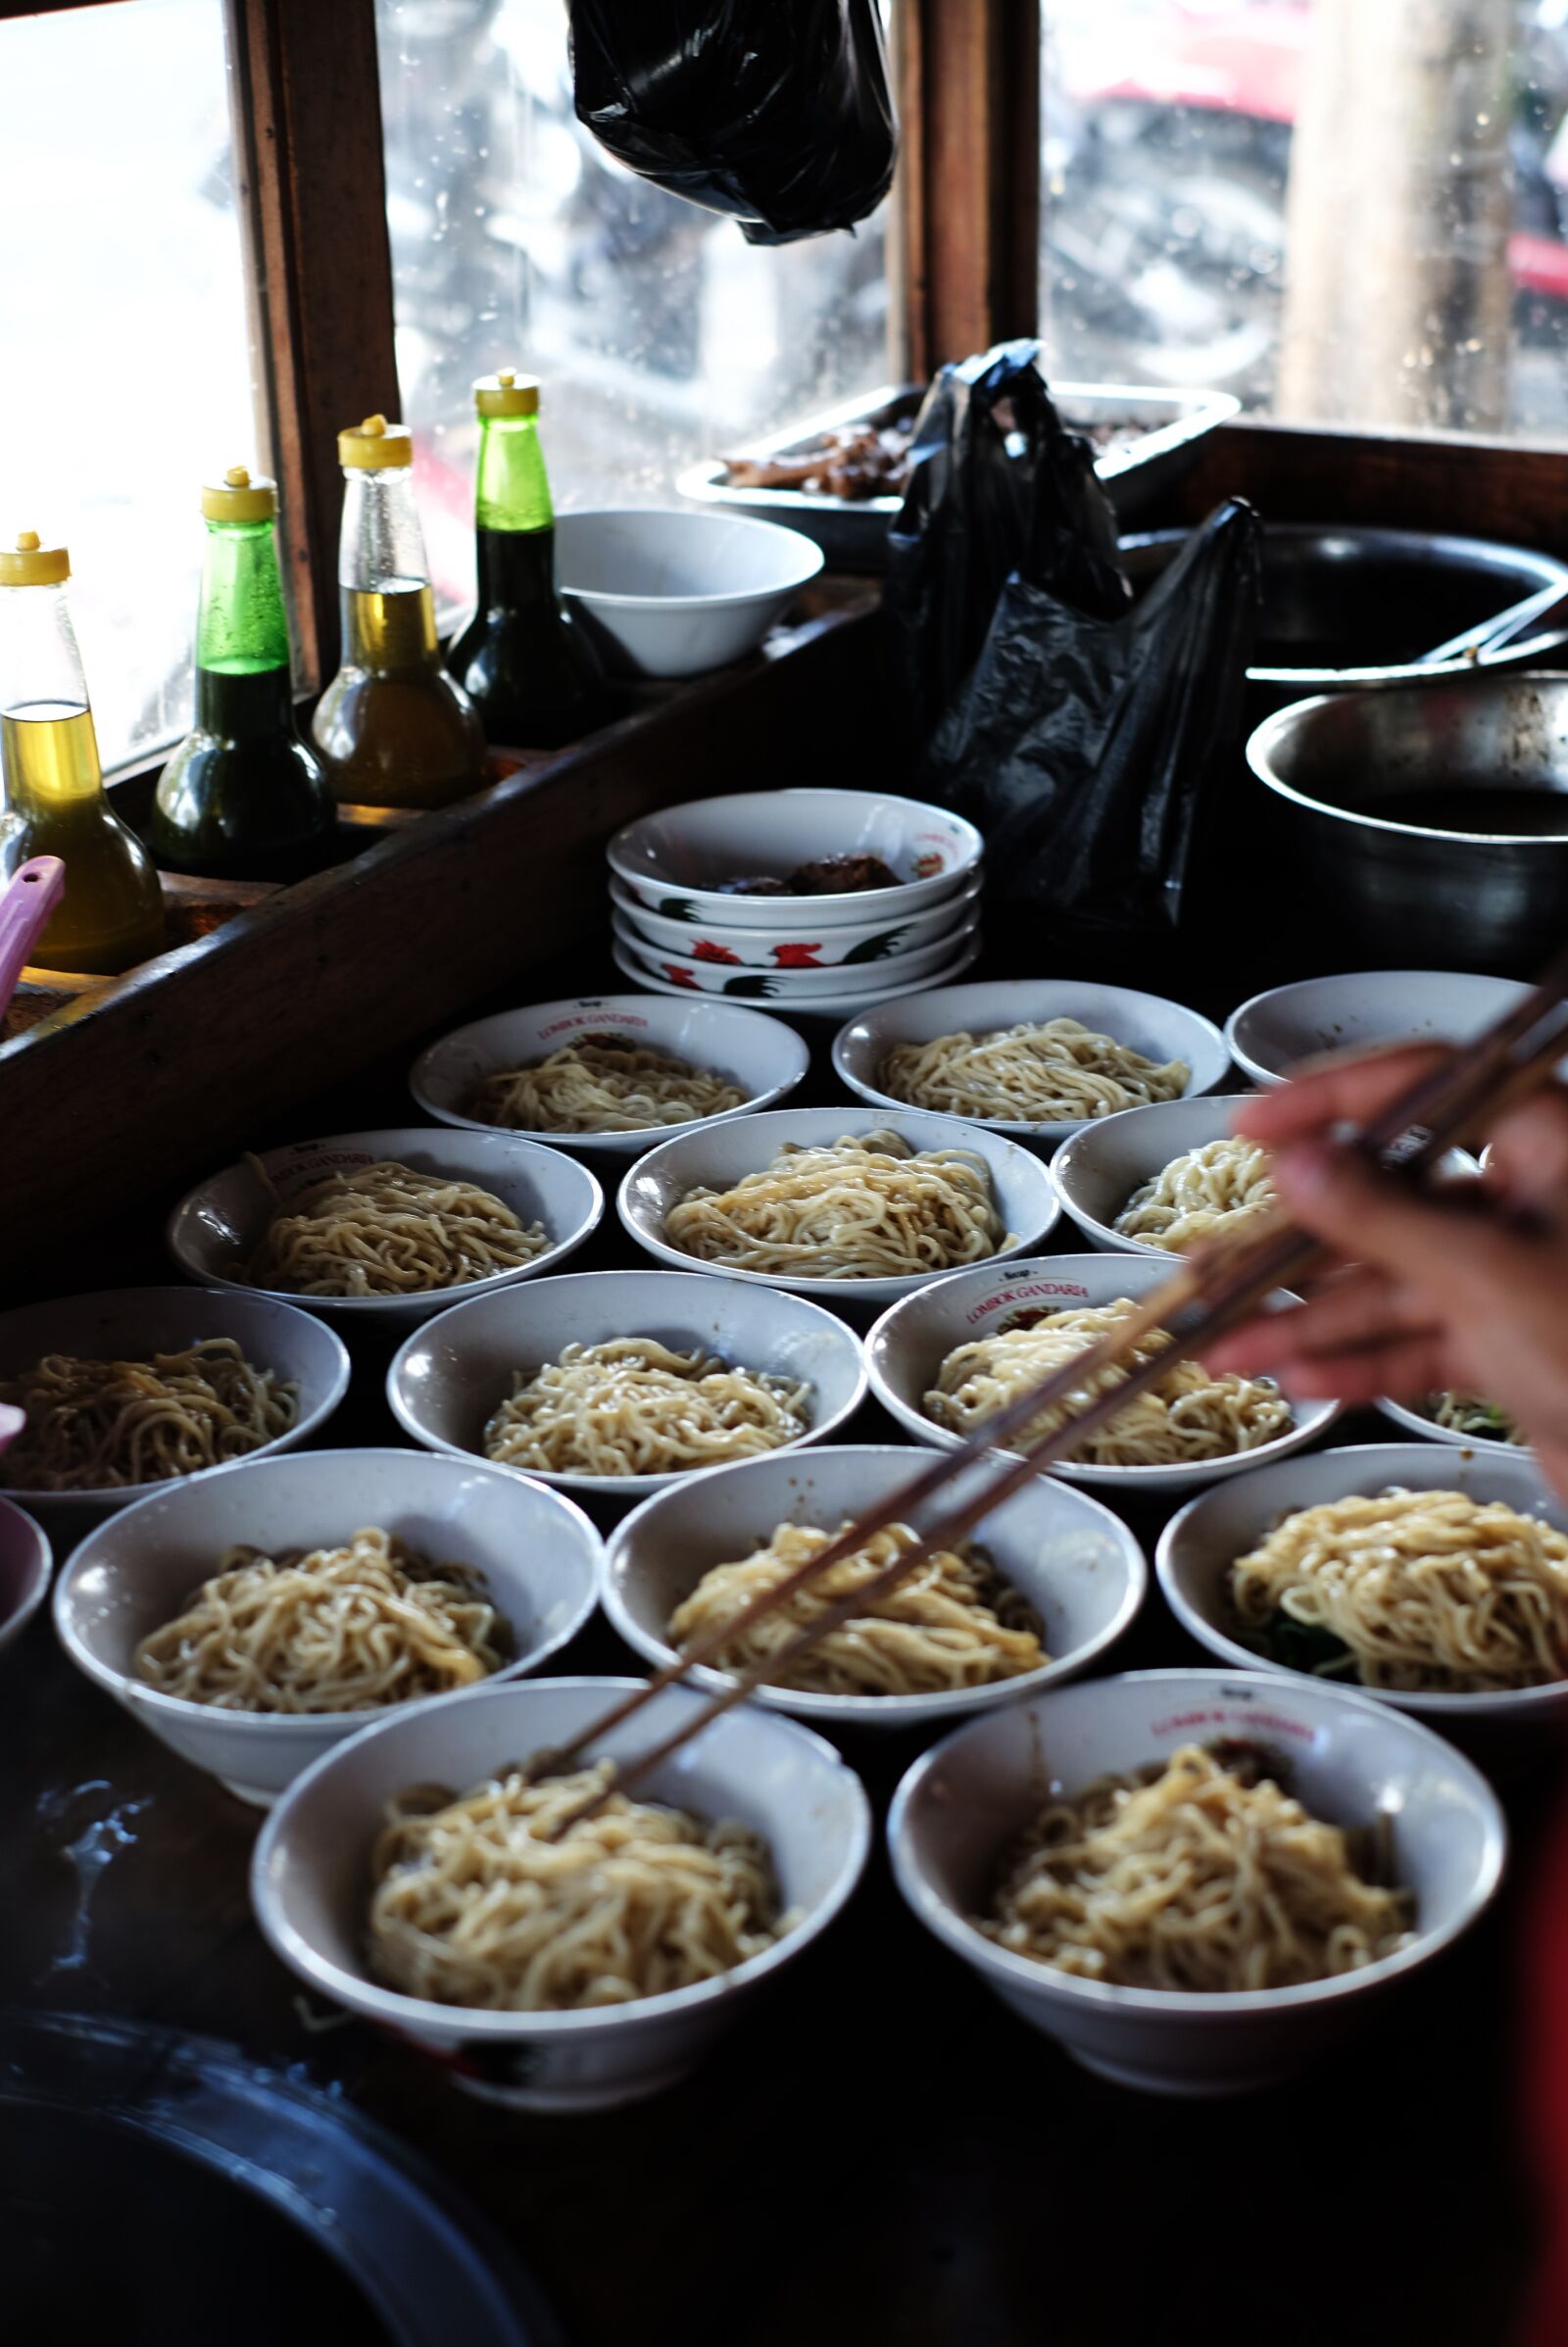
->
[[531, 947, 1568, 1834]]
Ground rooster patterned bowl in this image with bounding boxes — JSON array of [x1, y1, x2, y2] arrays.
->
[[611, 872, 984, 971], [610, 909, 980, 1001]]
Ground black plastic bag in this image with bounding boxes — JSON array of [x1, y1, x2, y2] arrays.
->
[[885, 341, 1131, 756], [568, 0, 897, 246], [922, 496, 1263, 954]]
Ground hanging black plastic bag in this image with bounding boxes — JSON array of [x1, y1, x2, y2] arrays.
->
[[568, 0, 897, 246], [922, 496, 1263, 956], [885, 341, 1132, 756]]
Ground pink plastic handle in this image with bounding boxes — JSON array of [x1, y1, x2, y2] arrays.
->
[[0, 855, 66, 1013]]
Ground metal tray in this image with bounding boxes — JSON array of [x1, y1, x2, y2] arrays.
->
[[676, 379, 1241, 570]]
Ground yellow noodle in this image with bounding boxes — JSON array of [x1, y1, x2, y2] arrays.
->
[[1427, 1394, 1524, 1444], [668, 1519, 1046, 1696], [133, 1526, 509, 1712], [980, 1743, 1414, 1990], [663, 1129, 1012, 1280], [368, 1760, 787, 2010], [468, 1040, 746, 1134], [926, 1299, 1291, 1466], [1229, 1486, 1568, 1691], [881, 1017, 1189, 1123], [250, 1160, 547, 1297], [0, 1338, 297, 1492], [1113, 1136, 1274, 1252], [483, 1338, 811, 1478]]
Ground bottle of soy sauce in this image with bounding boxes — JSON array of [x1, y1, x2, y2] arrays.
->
[[0, 530, 166, 974], [447, 369, 607, 749], [150, 466, 335, 878], [312, 415, 485, 808]]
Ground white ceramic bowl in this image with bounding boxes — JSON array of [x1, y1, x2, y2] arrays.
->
[[612, 907, 980, 1000], [251, 1675, 872, 2112], [603, 1441, 1146, 1733], [1050, 1096, 1261, 1257], [889, 1667, 1505, 2095], [833, 979, 1232, 1150], [0, 1493, 51, 1659], [612, 927, 985, 1017], [1374, 1393, 1530, 1452], [609, 788, 984, 928], [386, 1269, 869, 1501], [555, 508, 823, 678], [409, 995, 808, 1157], [1157, 1442, 1568, 1754], [0, 1286, 352, 1532], [618, 1104, 1059, 1310], [1226, 969, 1531, 1088], [612, 870, 984, 968], [168, 1129, 605, 1333], [866, 1253, 1338, 1493], [54, 1447, 604, 1805]]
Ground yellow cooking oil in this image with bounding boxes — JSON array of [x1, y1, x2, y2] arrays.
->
[[0, 700, 167, 973], [311, 580, 483, 809]]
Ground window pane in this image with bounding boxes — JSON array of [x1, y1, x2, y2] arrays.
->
[[0, 0, 262, 772], [1041, 0, 1568, 443], [375, 0, 895, 611]]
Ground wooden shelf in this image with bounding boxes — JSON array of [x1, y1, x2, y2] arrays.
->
[[0, 584, 882, 1270]]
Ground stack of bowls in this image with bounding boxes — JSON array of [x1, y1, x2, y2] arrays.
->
[[607, 788, 984, 1015]]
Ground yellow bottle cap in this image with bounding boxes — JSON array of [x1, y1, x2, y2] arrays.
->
[[474, 369, 540, 417], [201, 465, 278, 522], [0, 530, 70, 586], [338, 413, 414, 468]]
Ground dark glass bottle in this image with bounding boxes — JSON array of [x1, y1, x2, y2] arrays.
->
[[447, 369, 607, 750], [312, 415, 485, 809], [150, 467, 335, 878]]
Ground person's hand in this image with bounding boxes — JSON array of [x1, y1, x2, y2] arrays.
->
[[1203, 1045, 1568, 1497]]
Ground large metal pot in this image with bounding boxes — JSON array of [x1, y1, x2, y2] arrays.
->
[[1124, 525, 1568, 722], [1247, 673, 1568, 974]]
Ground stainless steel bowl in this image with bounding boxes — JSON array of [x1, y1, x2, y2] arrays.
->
[[1247, 673, 1568, 973]]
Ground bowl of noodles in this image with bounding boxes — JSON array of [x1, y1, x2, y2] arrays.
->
[[1050, 1096, 1274, 1259], [0, 1495, 51, 1659], [410, 994, 809, 1157], [833, 980, 1231, 1150], [0, 1286, 352, 1530], [1156, 1442, 1568, 1752], [617, 1106, 1057, 1311], [889, 1667, 1505, 2094], [54, 1447, 604, 1805], [387, 1268, 869, 1503], [1375, 1390, 1530, 1452], [251, 1675, 872, 2111], [865, 1253, 1338, 1493], [168, 1128, 605, 1333], [603, 1442, 1146, 1731]]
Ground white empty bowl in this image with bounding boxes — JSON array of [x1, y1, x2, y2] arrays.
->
[[1226, 970, 1531, 1088], [1156, 1442, 1568, 1752], [0, 1286, 351, 1531], [617, 1104, 1059, 1309], [834, 979, 1232, 1149], [0, 1494, 50, 1659], [386, 1268, 869, 1501], [168, 1129, 604, 1333], [409, 995, 808, 1157], [555, 508, 823, 678], [612, 871, 984, 967], [609, 788, 984, 927], [54, 1447, 604, 1804], [251, 1675, 872, 2111], [603, 1441, 1147, 1732], [889, 1667, 1505, 2095], [866, 1253, 1338, 1493], [613, 907, 979, 999]]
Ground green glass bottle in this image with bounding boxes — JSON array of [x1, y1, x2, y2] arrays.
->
[[151, 467, 334, 878], [447, 369, 607, 750]]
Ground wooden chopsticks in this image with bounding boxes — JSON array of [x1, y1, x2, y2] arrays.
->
[[532, 949, 1568, 1834]]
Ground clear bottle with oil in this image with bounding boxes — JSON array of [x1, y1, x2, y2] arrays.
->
[[0, 530, 166, 974], [311, 414, 484, 808]]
